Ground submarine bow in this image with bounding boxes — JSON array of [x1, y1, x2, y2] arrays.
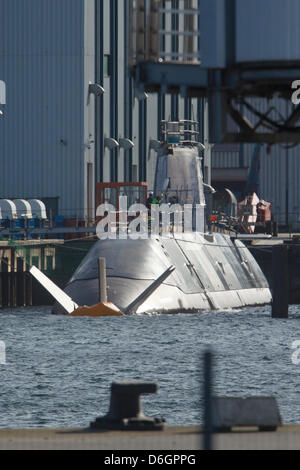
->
[[52, 233, 271, 315]]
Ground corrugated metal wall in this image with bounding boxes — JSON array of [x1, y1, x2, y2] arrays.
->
[[236, 0, 300, 63], [0, 0, 205, 219], [0, 0, 89, 218]]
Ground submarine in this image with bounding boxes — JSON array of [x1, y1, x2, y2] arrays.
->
[[51, 120, 271, 315]]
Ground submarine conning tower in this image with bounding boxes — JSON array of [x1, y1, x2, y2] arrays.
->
[[154, 120, 206, 233]]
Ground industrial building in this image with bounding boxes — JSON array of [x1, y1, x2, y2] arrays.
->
[[0, 0, 300, 230], [0, 0, 199, 224]]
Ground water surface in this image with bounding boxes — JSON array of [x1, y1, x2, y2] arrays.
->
[[0, 305, 299, 428]]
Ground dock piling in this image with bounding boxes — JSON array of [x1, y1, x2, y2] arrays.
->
[[0, 258, 2, 308], [16, 257, 25, 307], [203, 349, 213, 450], [26, 264, 33, 307], [272, 244, 289, 318], [11, 249, 17, 308], [2, 258, 8, 307]]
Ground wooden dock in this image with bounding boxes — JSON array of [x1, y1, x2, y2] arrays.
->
[[0, 240, 63, 308]]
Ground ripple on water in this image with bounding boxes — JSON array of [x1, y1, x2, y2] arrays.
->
[[0, 305, 300, 427]]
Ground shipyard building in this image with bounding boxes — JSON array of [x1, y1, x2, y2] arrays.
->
[[0, 0, 199, 224], [0, 0, 300, 230]]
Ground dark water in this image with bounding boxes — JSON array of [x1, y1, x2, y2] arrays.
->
[[0, 305, 300, 429]]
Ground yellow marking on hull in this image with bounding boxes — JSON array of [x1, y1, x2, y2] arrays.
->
[[69, 302, 123, 317]]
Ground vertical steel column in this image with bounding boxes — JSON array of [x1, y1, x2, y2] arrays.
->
[[139, 100, 147, 182], [184, 98, 192, 143], [285, 102, 290, 228], [184, 98, 192, 122], [124, 0, 133, 182], [7, 250, 11, 307], [203, 97, 211, 186], [198, 102, 203, 141], [26, 264, 33, 307], [138, 1, 147, 183], [197, 0, 203, 145], [157, 94, 165, 139], [98, 257, 108, 303], [95, 0, 104, 183], [238, 103, 244, 169], [157, 0, 166, 138], [225, 0, 236, 66], [272, 245, 289, 319], [2, 258, 8, 307], [171, 0, 179, 120], [197, 98, 204, 144], [11, 248, 17, 308], [203, 350, 214, 450], [110, 0, 119, 182]]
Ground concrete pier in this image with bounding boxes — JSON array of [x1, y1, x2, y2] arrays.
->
[[0, 425, 299, 450]]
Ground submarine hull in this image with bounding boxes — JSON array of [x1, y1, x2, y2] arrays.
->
[[52, 232, 271, 315]]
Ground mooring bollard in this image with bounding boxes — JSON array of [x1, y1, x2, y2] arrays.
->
[[98, 257, 107, 303], [272, 244, 289, 318], [90, 381, 165, 430], [203, 349, 213, 450]]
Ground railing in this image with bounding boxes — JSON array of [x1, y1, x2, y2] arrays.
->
[[160, 119, 200, 146], [130, 0, 201, 66]]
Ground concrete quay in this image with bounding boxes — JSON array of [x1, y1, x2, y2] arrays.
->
[[0, 425, 300, 450]]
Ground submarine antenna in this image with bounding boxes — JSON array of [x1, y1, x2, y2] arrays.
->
[[29, 266, 79, 314], [124, 265, 175, 315]]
